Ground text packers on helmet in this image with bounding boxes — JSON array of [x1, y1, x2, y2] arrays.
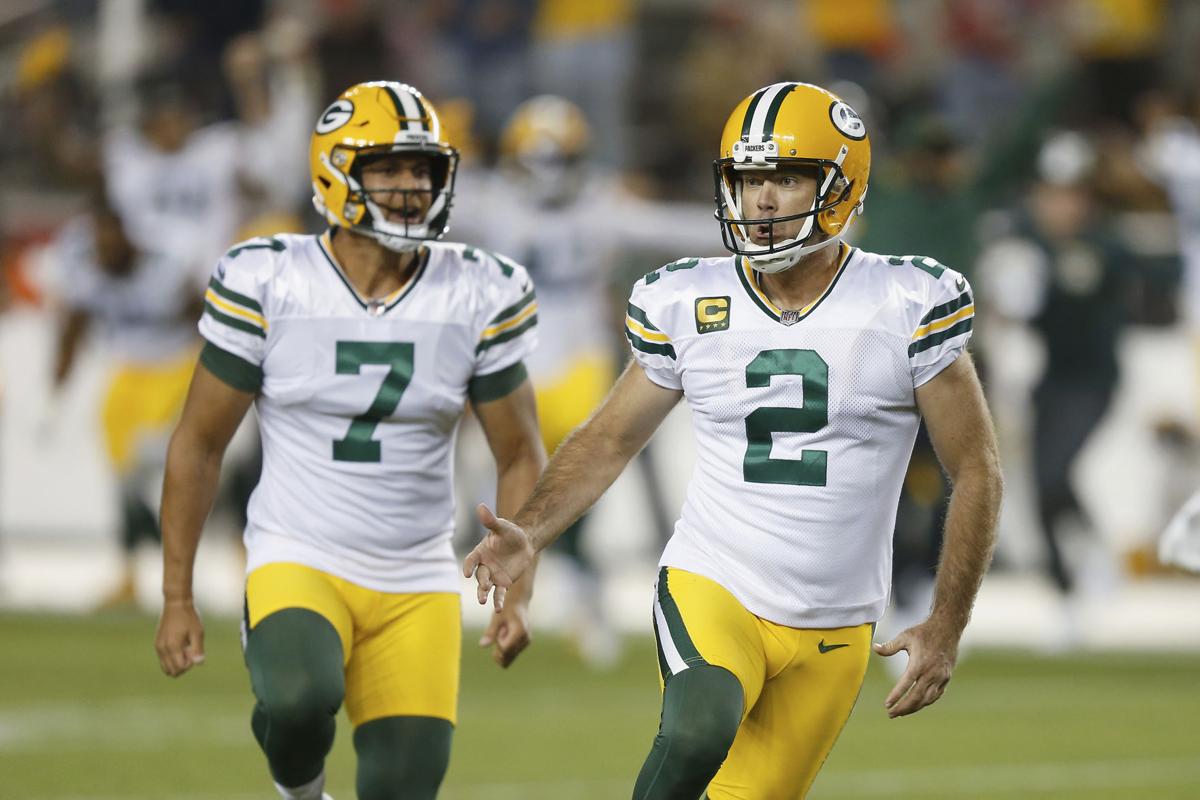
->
[[311, 81, 459, 252], [714, 82, 871, 273], [499, 95, 592, 207]]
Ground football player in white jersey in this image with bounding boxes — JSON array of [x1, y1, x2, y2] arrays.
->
[[453, 95, 715, 667], [50, 191, 203, 608], [154, 82, 546, 800], [465, 82, 1003, 798]]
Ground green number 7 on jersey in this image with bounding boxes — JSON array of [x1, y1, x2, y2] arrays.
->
[[333, 341, 414, 463]]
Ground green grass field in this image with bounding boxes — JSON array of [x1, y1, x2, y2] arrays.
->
[[2, 612, 1198, 799]]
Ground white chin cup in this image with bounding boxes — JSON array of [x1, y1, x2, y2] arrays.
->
[[360, 190, 450, 252], [367, 229, 422, 253], [746, 235, 842, 273]]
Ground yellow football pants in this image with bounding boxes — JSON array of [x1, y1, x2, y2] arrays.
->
[[101, 354, 196, 476], [533, 352, 615, 454], [653, 567, 872, 799], [245, 562, 462, 726]]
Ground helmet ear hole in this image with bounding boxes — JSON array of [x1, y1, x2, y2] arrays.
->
[[818, 207, 843, 235]]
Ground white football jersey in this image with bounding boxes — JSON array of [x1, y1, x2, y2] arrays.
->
[[53, 216, 199, 364], [198, 231, 537, 592], [626, 245, 974, 628], [105, 124, 250, 279]]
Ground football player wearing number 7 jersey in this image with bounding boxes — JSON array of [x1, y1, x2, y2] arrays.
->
[[465, 81, 1003, 798], [154, 81, 546, 800]]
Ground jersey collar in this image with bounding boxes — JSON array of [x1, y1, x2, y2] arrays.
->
[[736, 243, 855, 325], [318, 230, 429, 315]]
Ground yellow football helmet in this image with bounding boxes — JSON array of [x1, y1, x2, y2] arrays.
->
[[714, 82, 871, 273], [310, 81, 459, 252], [499, 95, 591, 207]]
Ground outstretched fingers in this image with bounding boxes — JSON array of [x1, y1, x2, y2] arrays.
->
[[463, 548, 481, 579], [474, 563, 493, 605]]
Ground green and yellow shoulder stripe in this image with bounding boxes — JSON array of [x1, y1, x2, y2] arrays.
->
[[204, 276, 267, 339], [909, 284, 973, 357], [477, 288, 538, 354], [626, 302, 675, 358]]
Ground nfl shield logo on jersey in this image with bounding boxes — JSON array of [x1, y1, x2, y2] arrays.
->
[[780, 309, 801, 326]]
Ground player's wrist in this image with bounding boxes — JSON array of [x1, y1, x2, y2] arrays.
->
[[925, 608, 968, 639]]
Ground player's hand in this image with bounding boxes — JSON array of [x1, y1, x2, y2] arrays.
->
[[155, 598, 207, 677], [480, 599, 532, 669], [873, 619, 959, 718], [463, 503, 536, 611]]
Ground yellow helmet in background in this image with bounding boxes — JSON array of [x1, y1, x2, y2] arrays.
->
[[310, 81, 459, 252], [500, 95, 591, 207], [714, 82, 871, 273]]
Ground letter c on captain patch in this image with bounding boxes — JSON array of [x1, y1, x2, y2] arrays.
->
[[695, 296, 731, 334]]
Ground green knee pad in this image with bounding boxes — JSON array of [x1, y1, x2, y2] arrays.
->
[[633, 664, 744, 800], [244, 608, 345, 789], [354, 715, 454, 800]]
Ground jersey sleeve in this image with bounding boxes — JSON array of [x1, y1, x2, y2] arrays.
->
[[909, 266, 974, 387], [197, 242, 273, 393], [473, 250, 538, 382], [625, 275, 681, 391]]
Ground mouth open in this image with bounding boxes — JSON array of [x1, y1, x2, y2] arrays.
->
[[383, 205, 425, 224], [751, 222, 774, 244]]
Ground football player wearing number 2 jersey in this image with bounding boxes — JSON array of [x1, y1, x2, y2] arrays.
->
[[466, 82, 1003, 798], [154, 82, 546, 800]]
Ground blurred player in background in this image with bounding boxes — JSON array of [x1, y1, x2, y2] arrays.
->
[[101, 28, 317, 547], [466, 82, 1002, 798], [48, 190, 202, 608], [979, 132, 1130, 638], [154, 81, 545, 800], [454, 94, 714, 666], [101, 30, 315, 279]]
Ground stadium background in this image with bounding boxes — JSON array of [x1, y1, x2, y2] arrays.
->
[[1, 0, 1199, 797]]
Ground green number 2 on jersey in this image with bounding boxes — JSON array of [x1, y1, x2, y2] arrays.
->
[[332, 341, 414, 463], [743, 349, 829, 486]]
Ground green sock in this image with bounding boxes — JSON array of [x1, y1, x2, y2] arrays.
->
[[354, 715, 454, 800]]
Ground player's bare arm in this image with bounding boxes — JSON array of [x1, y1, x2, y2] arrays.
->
[[471, 373, 547, 667], [465, 359, 682, 608], [155, 363, 254, 678], [52, 309, 89, 390], [874, 351, 1002, 717]]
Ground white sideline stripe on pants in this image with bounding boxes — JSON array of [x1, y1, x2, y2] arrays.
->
[[652, 591, 689, 676]]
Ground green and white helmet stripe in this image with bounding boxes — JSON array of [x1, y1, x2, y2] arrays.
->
[[382, 82, 437, 139], [741, 82, 799, 143]]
